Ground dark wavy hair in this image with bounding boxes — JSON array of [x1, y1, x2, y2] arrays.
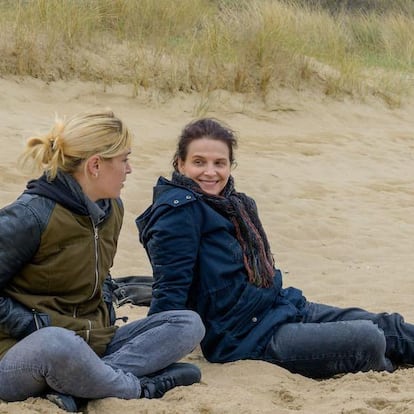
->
[[172, 118, 238, 171]]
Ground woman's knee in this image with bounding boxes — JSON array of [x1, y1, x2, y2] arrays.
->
[[30, 327, 82, 360], [179, 310, 206, 341], [174, 310, 205, 342], [190, 311, 205, 342], [356, 320, 386, 354], [352, 320, 392, 371]]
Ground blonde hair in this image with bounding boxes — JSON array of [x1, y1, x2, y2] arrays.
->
[[19, 110, 132, 180]]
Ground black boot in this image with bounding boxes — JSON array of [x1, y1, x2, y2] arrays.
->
[[140, 362, 201, 399]]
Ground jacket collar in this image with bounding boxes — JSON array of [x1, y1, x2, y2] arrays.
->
[[24, 172, 111, 224]]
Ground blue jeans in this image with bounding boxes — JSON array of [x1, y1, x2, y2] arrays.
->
[[0, 310, 204, 401], [263, 302, 414, 378]]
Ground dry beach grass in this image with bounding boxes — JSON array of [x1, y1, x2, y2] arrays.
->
[[1, 75, 414, 413], [1, 0, 414, 412]]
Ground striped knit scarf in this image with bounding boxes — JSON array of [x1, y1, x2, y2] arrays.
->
[[172, 172, 274, 288]]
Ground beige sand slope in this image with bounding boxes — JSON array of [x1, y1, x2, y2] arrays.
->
[[1, 76, 414, 413]]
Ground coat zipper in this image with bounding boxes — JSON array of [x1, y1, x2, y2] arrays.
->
[[73, 219, 100, 341], [89, 221, 100, 300]]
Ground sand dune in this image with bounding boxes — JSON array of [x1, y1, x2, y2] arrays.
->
[[1, 76, 414, 413]]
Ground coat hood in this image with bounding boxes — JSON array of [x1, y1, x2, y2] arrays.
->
[[24, 172, 111, 224], [136, 176, 199, 242]]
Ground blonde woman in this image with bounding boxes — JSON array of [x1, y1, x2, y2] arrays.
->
[[0, 110, 204, 412]]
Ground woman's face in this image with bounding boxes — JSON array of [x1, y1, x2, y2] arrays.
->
[[78, 148, 132, 201], [95, 149, 132, 199], [178, 137, 231, 196]]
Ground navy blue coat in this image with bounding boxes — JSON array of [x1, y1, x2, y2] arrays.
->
[[136, 177, 306, 362]]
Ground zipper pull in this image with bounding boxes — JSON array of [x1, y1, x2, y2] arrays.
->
[[32, 309, 40, 330]]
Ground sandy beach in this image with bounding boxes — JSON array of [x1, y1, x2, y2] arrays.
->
[[1, 76, 414, 413]]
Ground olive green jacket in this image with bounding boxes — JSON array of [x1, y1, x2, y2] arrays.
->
[[0, 173, 123, 358]]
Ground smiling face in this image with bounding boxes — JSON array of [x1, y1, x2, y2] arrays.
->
[[178, 137, 231, 196]]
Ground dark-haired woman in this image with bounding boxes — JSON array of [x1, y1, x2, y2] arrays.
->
[[137, 117, 414, 379]]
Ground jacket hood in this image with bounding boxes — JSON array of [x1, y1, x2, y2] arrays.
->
[[136, 176, 177, 236], [24, 172, 111, 223], [152, 176, 175, 200], [152, 176, 199, 201], [136, 176, 199, 242]]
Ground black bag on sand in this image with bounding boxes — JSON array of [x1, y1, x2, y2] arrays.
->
[[111, 276, 153, 307]]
